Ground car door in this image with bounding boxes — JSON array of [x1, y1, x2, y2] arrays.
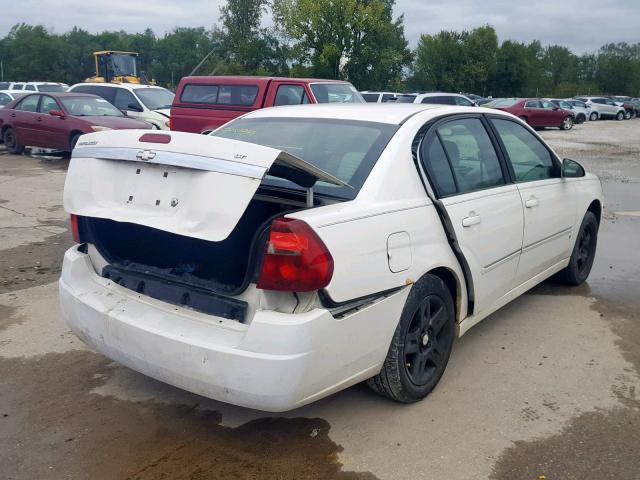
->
[[113, 87, 145, 120], [267, 83, 311, 106], [35, 95, 67, 150], [523, 100, 543, 126], [540, 100, 562, 126], [489, 117, 576, 286], [419, 115, 524, 314], [12, 94, 41, 145]]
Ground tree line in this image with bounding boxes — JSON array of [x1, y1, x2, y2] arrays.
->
[[1, 0, 639, 97]]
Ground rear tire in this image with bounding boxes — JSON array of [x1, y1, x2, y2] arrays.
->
[[557, 211, 598, 286], [589, 112, 598, 121], [3, 127, 24, 155], [616, 111, 625, 121], [560, 116, 574, 130], [576, 114, 586, 124], [367, 274, 455, 403]]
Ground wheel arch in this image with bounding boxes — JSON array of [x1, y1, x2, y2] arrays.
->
[[423, 266, 464, 323], [587, 199, 602, 226]]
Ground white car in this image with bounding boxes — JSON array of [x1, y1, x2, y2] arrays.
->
[[60, 104, 603, 411], [9, 82, 69, 92], [68, 83, 174, 130], [564, 98, 600, 121], [575, 96, 626, 120], [0, 90, 29, 107], [360, 91, 401, 103], [397, 92, 477, 107]]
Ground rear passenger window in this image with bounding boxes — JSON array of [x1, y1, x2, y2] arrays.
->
[[436, 118, 505, 194], [525, 100, 541, 108], [16, 95, 40, 112], [114, 88, 140, 110], [422, 96, 451, 105], [491, 119, 558, 182], [180, 84, 258, 106], [421, 137, 457, 196]]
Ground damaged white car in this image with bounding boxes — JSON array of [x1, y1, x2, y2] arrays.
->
[[60, 104, 603, 411]]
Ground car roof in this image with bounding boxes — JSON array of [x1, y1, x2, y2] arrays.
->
[[242, 103, 512, 125], [15, 92, 96, 98], [70, 83, 168, 91], [179, 76, 351, 86]]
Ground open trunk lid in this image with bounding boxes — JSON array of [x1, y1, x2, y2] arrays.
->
[[64, 130, 346, 241]]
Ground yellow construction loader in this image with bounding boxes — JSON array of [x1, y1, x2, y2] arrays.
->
[[85, 51, 154, 84]]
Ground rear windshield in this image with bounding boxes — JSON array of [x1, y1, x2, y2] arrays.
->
[[212, 117, 398, 199], [180, 84, 258, 106], [38, 84, 66, 92], [486, 98, 519, 107], [310, 83, 364, 103], [60, 97, 123, 117]]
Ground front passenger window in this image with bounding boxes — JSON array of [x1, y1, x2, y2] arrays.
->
[[491, 119, 559, 182]]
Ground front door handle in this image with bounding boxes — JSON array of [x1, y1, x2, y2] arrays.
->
[[10, 113, 16, 118], [525, 197, 539, 208], [36, 117, 42, 122], [462, 213, 481, 227]]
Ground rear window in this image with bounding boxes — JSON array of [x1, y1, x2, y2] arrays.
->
[[0, 82, 9, 89], [212, 117, 398, 199], [361, 93, 380, 102], [487, 98, 520, 108], [38, 84, 66, 92], [180, 84, 258, 106], [396, 95, 417, 103]]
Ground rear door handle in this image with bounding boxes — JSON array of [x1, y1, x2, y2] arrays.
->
[[462, 213, 481, 227], [36, 117, 42, 122], [10, 113, 16, 118], [525, 197, 539, 208]]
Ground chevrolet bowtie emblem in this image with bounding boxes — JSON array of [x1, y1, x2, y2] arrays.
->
[[136, 150, 156, 161]]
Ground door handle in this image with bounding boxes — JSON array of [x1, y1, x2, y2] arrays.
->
[[462, 213, 481, 227], [10, 113, 16, 118], [525, 197, 539, 208], [36, 117, 42, 122]]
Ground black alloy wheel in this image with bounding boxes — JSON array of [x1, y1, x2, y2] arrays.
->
[[367, 274, 455, 403], [403, 295, 453, 386]]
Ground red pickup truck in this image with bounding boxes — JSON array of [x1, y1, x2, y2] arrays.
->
[[170, 76, 364, 134]]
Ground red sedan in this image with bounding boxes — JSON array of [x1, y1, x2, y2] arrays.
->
[[0, 92, 151, 155], [487, 98, 575, 130]]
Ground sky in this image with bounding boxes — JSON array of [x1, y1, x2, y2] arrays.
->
[[1, 0, 638, 54]]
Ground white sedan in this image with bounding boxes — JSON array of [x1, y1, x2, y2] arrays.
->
[[60, 104, 603, 411]]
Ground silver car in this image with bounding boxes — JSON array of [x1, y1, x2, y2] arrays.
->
[[576, 96, 626, 120]]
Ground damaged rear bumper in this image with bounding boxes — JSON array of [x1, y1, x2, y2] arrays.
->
[[59, 246, 408, 411]]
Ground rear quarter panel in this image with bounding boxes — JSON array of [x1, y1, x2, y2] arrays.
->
[[290, 119, 468, 318]]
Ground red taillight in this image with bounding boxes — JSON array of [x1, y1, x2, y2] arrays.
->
[[257, 217, 333, 292], [70, 214, 80, 243], [168, 116, 173, 130]]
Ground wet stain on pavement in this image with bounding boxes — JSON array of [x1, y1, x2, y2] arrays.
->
[[490, 408, 640, 480], [0, 350, 378, 480], [0, 227, 73, 294], [0, 303, 19, 332]]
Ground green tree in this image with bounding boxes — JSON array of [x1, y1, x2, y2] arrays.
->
[[273, 0, 410, 88]]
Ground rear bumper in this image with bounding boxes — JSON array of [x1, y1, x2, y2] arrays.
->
[[59, 247, 408, 411]]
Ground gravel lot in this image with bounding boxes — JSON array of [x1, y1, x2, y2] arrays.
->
[[1, 118, 639, 479]]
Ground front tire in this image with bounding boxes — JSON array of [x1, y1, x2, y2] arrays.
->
[[576, 113, 586, 124], [616, 111, 625, 121], [557, 211, 598, 286], [367, 274, 455, 403], [3, 127, 24, 155], [561, 116, 574, 130], [624, 110, 632, 120]]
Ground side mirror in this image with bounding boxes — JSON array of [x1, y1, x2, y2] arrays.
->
[[49, 109, 65, 119], [120, 110, 128, 117], [552, 106, 559, 111], [128, 103, 143, 112], [562, 158, 585, 178]]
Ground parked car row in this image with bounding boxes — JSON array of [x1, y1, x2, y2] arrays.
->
[[0, 81, 69, 92]]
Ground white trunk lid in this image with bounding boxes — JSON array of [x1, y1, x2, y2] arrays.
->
[[64, 130, 345, 241]]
